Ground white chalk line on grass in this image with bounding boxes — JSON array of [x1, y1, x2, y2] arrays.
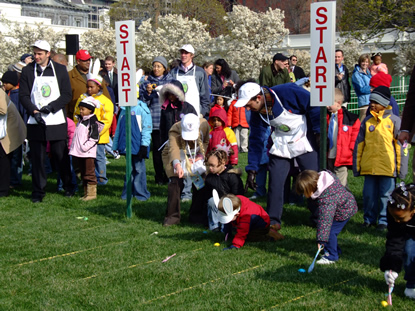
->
[[140, 264, 264, 305], [264, 268, 378, 310], [13, 241, 128, 267], [80, 248, 203, 281]]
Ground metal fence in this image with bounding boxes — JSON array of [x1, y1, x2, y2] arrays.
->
[[347, 75, 411, 114]]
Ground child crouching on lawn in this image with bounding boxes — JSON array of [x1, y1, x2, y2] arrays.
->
[[380, 182, 415, 299], [112, 100, 152, 201], [295, 170, 358, 264], [212, 193, 284, 250], [69, 97, 104, 201]]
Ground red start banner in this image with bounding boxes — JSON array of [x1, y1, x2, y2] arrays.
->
[[310, 1, 336, 107]]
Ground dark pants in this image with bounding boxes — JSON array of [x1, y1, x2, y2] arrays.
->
[[29, 140, 72, 200], [0, 144, 12, 197], [164, 177, 184, 225], [152, 130, 167, 183], [322, 219, 349, 261], [267, 151, 318, 225], [10, 145, 23, 186], [78, 157, 97, 186]]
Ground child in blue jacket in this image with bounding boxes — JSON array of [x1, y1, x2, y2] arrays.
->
[[113, 100, 152, 200]]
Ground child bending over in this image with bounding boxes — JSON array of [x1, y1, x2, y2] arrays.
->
[[213, 193, 283, 250], [296, 170, 358, 264], [380, 183, 415, 299]]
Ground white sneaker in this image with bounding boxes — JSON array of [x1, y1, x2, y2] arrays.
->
[[316, 257, 336, 265], [249, 195, 258, 200], [114, 154, 121, 160], [404, 288, 415, 299]]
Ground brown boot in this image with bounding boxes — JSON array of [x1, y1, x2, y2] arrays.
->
[[82, 184, 97, 201], [267, 224, 285, 241], [79, 184, 88, 200]]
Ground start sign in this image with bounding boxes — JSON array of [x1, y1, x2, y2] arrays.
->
[[116, 21, 136, 107], [310, 1, 336, 107]]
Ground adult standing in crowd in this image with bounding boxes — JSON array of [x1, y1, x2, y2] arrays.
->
[[67, 50, 110, 120], [351, 54, 372, 121], [0, 89, 26, 197], [235, 81, 320, 235], [170, 44, 210, 117], [259, 53, 291, 87], [203, 61, 214, 102], [398, 65, 415, 180], [104, 56, 118, 104], [19, 40, 74, 203], [289, 55, 306, 81], [139, 56, 172, 185], [335, 49, 351, 103], [211, 59, 239, 97]]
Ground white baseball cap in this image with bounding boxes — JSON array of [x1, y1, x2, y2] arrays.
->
[[234, 82, 261, 108], [181, 113, 200, 141], [31, 40, 51, 52], [179, 44, 195, 54]]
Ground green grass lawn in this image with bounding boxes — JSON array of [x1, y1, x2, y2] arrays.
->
[[1, 151, 414, 310]]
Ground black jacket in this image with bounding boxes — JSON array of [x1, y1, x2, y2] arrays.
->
[[19, 59, 72, 141], [335, 64, 351, 103], [205, 166, 244, 197], [292, 66, 306, 81], [160, 102, 197, 144], [380, 211, 415, 273]]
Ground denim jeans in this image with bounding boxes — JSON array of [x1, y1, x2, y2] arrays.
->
[[57, 155, 78, 192], [105, 137, 117, 157], [322, 219, 349, 261], [404, 238, 415, 288], [363, 176, 395, 225], [181, 175, 193, 200], [121, 155, 150, 201], [95, 144, 108, 185], [207, 197, 219, 230], [252, 163, 267, 197]]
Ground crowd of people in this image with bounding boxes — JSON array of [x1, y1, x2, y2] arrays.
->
[[1, 40, 415, 299]]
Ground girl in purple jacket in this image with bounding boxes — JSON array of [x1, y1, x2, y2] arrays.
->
[[69, 97, 103, 201], [296, 170, 358, 265]]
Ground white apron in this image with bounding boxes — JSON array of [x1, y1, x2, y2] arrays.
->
[[28, 62, 65, 126], [267, 89, 313, 159], [176, 68, 200, 116]]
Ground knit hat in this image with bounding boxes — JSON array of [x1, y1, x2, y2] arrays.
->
[[370, 86, 391, 107], [79, 96, 100, 111], [11, 62, 25, 73], [20, 53, 33, 62], [152, 56, 168, 70], [273, 53, 289, 62], [181, 113, 200, 141], [370, 71, 392, 88], [1, 71, 19, 86]]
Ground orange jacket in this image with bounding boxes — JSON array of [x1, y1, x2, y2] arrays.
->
[[227, 100, 249, 128]]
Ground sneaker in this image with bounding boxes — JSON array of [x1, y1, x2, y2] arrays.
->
[[181, 198, 191, 202], [114, 154, 121, 160], [377, 224, 387, 231], [249, 195, 258, 200], [404, 288, 415, 299], [106, 160, 110, 165], [316, 257, 336, 265]]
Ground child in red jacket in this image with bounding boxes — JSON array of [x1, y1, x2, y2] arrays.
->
[[327, 89, 360, 187], [227, 99, 249, 153], [207, 108, 238, 165], [212, 192, 284, 250]]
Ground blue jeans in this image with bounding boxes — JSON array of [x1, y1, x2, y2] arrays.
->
[[10, 145, 23, 186], [363, 176, 395, 225], [252, 163, 267, 197], [105, 137, 118, 157], [121, 155, 150, 201], [207, 197, 219, 230], [95, 144, 108, 185], [181, 176, 193, 200], [322, 219, 349, 261], [404, 238, 415, 288], [57, 155, 78, 192]]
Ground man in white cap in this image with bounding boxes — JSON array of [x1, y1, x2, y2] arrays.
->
[[19, 40, 74, 203], [170, 44, 210, 118], [170, 44, 210, 202], [235, 81, 320, 232]]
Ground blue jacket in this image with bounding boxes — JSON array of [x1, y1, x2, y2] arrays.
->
[[351, 65, 372, 107], [139, 72, 173, 130], [8, 88, 28, 123], [246, 83, 320, 171], [113, 100, 152, 155]]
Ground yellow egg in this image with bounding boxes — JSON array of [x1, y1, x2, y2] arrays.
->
[[214, 243, 220, 247], [381, 301, 388, 307]]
